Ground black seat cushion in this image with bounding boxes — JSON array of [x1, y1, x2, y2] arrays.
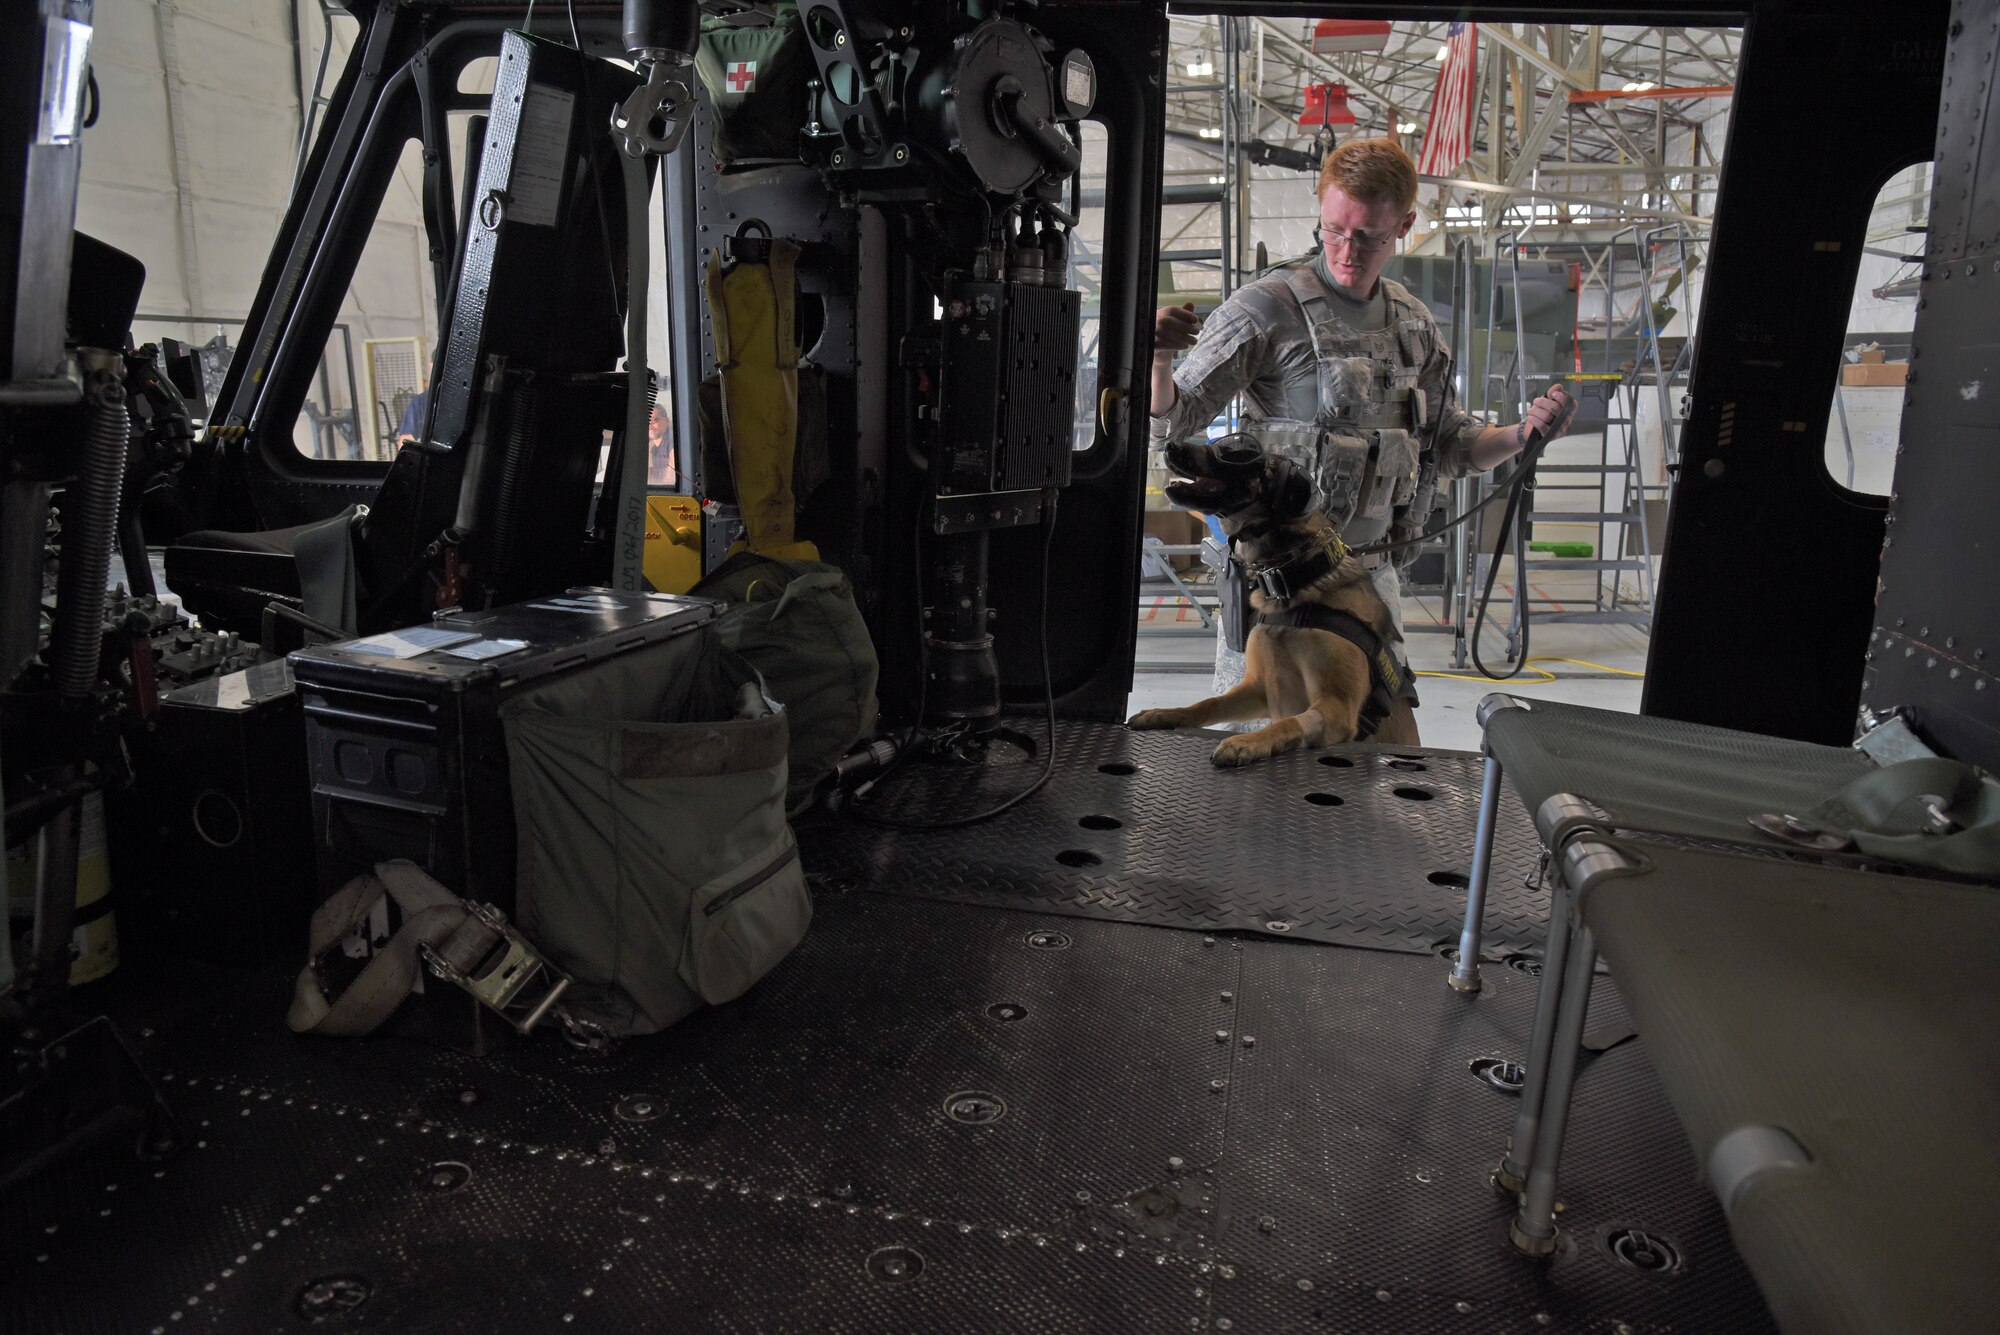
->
[[164, 524, 323, 637]]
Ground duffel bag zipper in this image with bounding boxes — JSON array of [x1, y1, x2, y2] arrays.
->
[[703, 842, 802, 917]]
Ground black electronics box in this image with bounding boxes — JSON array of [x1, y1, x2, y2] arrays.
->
[[288, 589, 717, 1051], [935, 275, 1081, 495], [108, 659, 316, 965]]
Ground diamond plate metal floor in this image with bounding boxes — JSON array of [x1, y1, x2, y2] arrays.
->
[[804, 720, 1551, 960], [5, 887, 1774, 1334]]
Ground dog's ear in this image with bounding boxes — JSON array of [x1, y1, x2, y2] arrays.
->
[[1271, 466, 1316, 521]]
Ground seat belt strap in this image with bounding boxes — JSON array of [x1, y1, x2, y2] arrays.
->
[[288, 861, 586, 1041], [1785, 757, 2000, 876]]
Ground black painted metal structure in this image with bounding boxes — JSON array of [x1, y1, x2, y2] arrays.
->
[[1862, 0, 2000, 769], [1642, 7, 1947, 745]]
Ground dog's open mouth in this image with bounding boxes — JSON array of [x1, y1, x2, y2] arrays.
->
[[1164, 475, 1226, 505]]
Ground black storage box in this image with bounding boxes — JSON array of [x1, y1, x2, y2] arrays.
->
[[108, 659, 315, 965], [288, 590, 718, 1051]]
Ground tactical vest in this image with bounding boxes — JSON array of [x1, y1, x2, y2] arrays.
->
[[1235, 264, 1444, 549]]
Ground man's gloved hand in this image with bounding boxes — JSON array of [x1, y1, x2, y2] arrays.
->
[[1154, 302, 1202, 356], [1518, 383, 1578, 449]]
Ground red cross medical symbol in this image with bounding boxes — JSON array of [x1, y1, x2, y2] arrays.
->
[[726, 61, 757, 93]]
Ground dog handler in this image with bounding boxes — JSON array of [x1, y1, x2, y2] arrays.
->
[[1150, 137, 1575, 717]]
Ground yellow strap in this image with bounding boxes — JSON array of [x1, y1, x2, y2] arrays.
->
[[769, 238, 800, 372]]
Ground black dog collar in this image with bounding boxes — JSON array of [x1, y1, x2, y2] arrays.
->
[[1241, 533, 1349, 603]]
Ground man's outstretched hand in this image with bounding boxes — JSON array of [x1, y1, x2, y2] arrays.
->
[[1154, 302, 1202, 356], [1520, 383, 1579, 448]]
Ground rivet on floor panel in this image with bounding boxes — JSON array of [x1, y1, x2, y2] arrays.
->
[[1455, 1301, 1473, 1314], [1210, 1079, 1226, 1092], [1533, 1314, 1552, 1326], [1241, 1036, 1255, 1048], [944, 1091, 1006, 1125], [1168, 1156, 1185, 1174], [1216, 1321, 1233, 1332], [1075, 1190, 1092, 1205], [1258, 1216, 1276, 1232], [1215, 1030, 1230, 1043], [1297, 1278, 1315, 1292], [1219, 991, 1232, 1003]]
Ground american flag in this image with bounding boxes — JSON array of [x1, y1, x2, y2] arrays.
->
[[1416, 22, 1479, 178]]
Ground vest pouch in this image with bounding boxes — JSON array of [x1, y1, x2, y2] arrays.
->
[[1312, 352, 1381, 427], [1314, 430, 1373, 527], [680, 831, 809, 1005], [1394, 317, 1435, 376], [1376, 429, 1422, 509], [1352, 433, 1397, 525]]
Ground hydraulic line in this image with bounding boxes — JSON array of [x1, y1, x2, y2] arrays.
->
[[51, 350, 131, 699]]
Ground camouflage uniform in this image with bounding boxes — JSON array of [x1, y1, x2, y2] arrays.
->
[[1151, 256, 1486, 713]]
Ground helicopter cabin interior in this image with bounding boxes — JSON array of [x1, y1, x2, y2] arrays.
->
[[1, 0, 1995, 1331]]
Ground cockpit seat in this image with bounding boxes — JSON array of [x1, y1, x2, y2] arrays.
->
[[165, 507, 362, 640], [164, 524, 311, 638]]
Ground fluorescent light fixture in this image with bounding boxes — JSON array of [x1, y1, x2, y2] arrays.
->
[[1198, 126, 1222, 140], [1186, 60, 1213, 77], [1208, 175, 1225, 184], [1396, 120, 1418, 134], [1436, 45, 1450, 60]]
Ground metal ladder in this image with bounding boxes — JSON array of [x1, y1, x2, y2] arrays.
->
[[1523, 225, 1694, 627]]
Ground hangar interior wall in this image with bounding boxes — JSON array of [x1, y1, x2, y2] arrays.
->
[[77, 3, 671, 464]]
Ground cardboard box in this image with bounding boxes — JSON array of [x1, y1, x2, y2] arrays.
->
[[1142, 510, 1204, 571], [1841, 362, 1908, 388], [1856, 347, 1887, 364]]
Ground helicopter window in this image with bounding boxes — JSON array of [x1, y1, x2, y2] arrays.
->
[[1825, 161, 1930, 496], [1069, 119, 1108, 450], [288, 135, 440, 462]]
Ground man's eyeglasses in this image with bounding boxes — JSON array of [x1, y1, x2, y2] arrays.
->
[[1318, 225, 1395, 257]]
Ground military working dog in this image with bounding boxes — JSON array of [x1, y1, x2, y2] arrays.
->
[[1129, 436, 1419, 764]]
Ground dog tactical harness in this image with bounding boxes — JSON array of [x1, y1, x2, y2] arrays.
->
[[1241, 538, 1409, 742]]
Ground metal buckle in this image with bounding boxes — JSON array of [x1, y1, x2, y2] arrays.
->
[[1255, 565, 1289, 600], [420, 902, 575, 1038], [1746, 812, 1853, 852]]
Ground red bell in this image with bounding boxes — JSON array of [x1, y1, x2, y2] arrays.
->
[[1299, 83, 1358, 128]]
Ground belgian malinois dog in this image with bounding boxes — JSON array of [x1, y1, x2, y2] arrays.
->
[[1129, 437, 1420, 765]]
